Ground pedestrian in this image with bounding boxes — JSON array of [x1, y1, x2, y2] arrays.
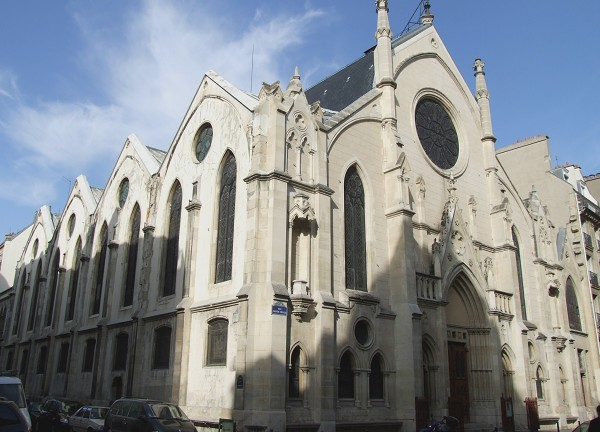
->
[[589, 405, 600, 432]]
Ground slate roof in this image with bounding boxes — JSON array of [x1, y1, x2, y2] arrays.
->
[[304, 25, 430, 113], [305, 48, 375, 112], [146, 146, 167, 165]]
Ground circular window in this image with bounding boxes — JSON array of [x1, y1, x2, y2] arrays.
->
[[415, 98, 459, 170], [354, 319, 372, 347], [194, 124, 213, 163], [118, 178, 129, 208], [67, 213, 76, 237]]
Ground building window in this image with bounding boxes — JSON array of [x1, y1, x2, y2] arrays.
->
[[27, 261, 43, 331], [289, 346, 302, 399], [124, 205, 141, 306], [338, 351, 355, 399], [566, 277, 582, 331], [512, 227, 527, 320], [82, 338, 96, 372], [19, 350, 29, 377], [344, 165, 367, 291], [369, 354, 384, 400], [153, 326, 172, 369], [207, 319, 228, 366], [113, 333, 129, 371], [12, 270, 26, 336], [162, 182, 182, 297], [36, 346, 47, 374], [91, 225, 108, 315], [215, 154, 236, 283], [5, 351, 13, 371], [535, 366, 544, 400], [45, 250, 60, 327], [57, 343, 69, 373], [66, 239, 82, 321]]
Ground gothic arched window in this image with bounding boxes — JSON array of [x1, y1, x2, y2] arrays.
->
[[124, 205, 141, 306], [65, 239, 82, 321], [92, 224, 108, 315], [45, 249, 60, 327], [215, 154, 236, 283], [512, 227, 527, 320], [27, 261, 43, 331], [82, 338, 96, 372], [535, 366, 544, 399], [566, 277, 582, 331], [153, 326, 172, 369], [162, 182, 182, 297], [289, 346, 302, 399], [344, 166, 367, 291], [338, 351, 355, 399], [369, 353, 384, 400], [113, 333, 129, 371], [207, 319, 228, 366]]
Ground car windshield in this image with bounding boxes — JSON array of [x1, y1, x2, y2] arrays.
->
[[0, 384, 26, 408], [148, 404, 188, 420], [91, 408, 109, 419]]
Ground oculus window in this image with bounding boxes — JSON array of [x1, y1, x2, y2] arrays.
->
[[195, 124, 213, 163], [415, 98, 459, 170]]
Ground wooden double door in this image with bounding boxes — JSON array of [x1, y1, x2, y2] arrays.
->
[[448, 342, 469, 428]]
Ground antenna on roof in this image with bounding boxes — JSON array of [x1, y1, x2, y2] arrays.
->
[[399, 0, 428, 36]]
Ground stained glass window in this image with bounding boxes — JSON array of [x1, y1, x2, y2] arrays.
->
[[369, 354, 384, 400], [215, 154, 236, 283], [415, 98, 459, 170], [153, 326, 171, 369], [344, 166, 367, 291], [66, 240, 81, 321], [113, 333, 129, 371], [45, 250, 60, 327], [207, 319, 228, 366], [92, 225, 108, 315], [163, 183, 182, 297], [338, 351, 355, 399], [124, 205, 141, 306], [566, 277, 582, 331]]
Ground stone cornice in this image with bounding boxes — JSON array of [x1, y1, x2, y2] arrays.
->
[[244, 170, 334, 196]]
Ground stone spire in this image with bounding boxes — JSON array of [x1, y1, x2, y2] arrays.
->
[[420, 1, 434, 25], [473, 58, 495, 141]]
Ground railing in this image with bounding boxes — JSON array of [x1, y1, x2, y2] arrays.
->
[[583, 232, 593, 251], [590, 271, 599, 287], [578, 195, 600, 217], [493, 291, 512, 315]]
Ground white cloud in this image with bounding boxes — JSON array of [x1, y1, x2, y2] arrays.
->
[[0, 0, 325, 211]]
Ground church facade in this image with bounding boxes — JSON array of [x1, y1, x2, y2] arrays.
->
[[1, 2, 600, 431]]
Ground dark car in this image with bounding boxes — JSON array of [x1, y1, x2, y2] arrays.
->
[[103, 398, 196, 432], [0, 399, 30, 432], [36, 398, 82, 432]]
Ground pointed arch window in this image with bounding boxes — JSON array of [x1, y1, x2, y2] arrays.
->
[[369, 353, 384, 400], [124, 205, 141, 306], [566, 277, 582, 331], [83, 338, 96, 372], [535, 366, 544, 399], [338, 351, 355, 399], [153, 326, 172, 369], [92, 225, 108, 315], [36, 346, 47, 374], [207, 319, 228, 366], [27, 261, 43, 331], [289, 346, 302, 399], [13, 270, 26, 335], [163, 182, 182, 297], [45, 249, 60, 327], [113, 333, 129, 371], [66, 239, 82, 321], [512, 227, 527, 320], [344, 166, 367, 291], [57, 342, 69, 373], [215, 154, 236, 283]]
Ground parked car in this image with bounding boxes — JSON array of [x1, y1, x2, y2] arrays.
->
[[69, 406, 110, 432], [36, 398, 82, 432], [0, 376, 31, 428], [103, 398, 196, 432], [0, 398, 30, 432]]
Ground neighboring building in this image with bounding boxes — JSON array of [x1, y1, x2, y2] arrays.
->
[[586, 173, 600, 203], [1, 3, 599, 432]]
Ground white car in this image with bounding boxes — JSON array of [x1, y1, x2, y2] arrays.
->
[[68, 406, 109, 432]]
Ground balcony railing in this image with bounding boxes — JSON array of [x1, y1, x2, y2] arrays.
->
[[584, 232, 593, 251], [591, 271, 599, 287]]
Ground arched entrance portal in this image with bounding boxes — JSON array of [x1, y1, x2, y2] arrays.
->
[[445, 271, 496, 428]]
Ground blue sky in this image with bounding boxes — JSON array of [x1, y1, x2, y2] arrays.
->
[[1, 0, 599, 238]]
